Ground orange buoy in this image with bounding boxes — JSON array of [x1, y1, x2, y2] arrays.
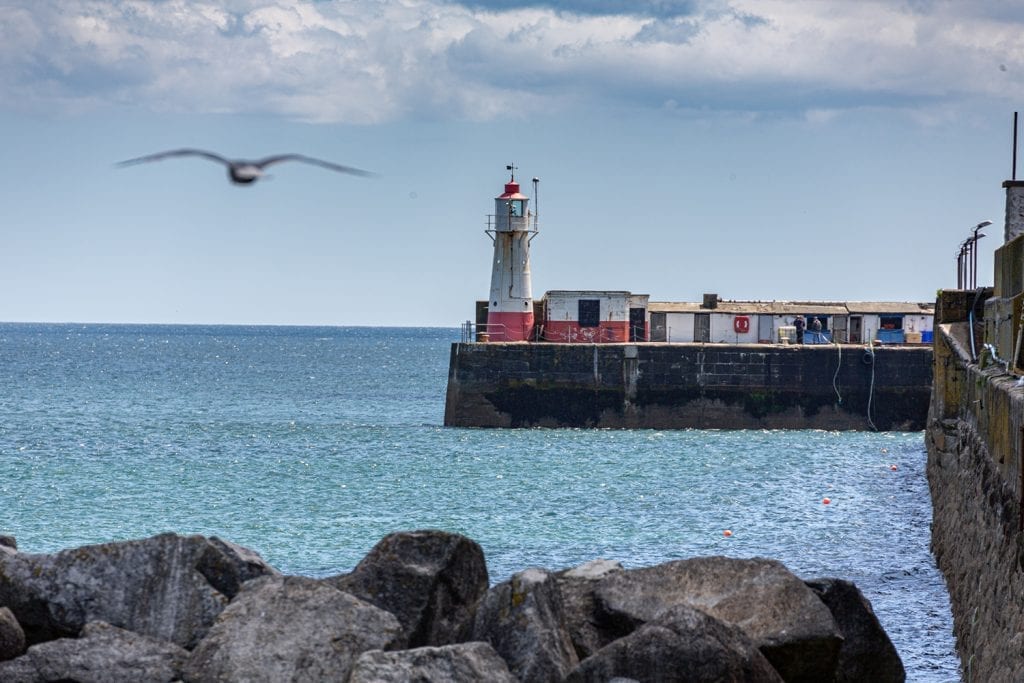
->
[[822, 497, 831, 505], [890, 464, 898, 471], [723, 529, 733, 537]]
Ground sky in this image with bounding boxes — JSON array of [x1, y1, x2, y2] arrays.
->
[[1, 0, 1023, 327]]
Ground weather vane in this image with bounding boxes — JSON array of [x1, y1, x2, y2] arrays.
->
[[506, 163, 517, 182]]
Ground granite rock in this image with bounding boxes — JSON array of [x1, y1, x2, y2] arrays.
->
[[0, 620, 188, 683], [566, 603, 783, 682], [0, 532, 278, 648], [0, 606, 26, 661], [805, 578, 905, 683], [329, 529, 489, 647], [596, 556, 843, 683], [473, 566, 579, 682], [184, 575, 405, 683], [555, 558, 626, 659], [349, 641, 518, 682]]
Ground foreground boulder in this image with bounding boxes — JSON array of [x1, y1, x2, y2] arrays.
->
[[0, 606, 26, 661], [0, 530, 906, 683], [0, 533, 278, 648], [555, 558, 626, 659], [806, 578, 906, 682], [596, 556, 843, 682], [473, 567, 579, 682], [184, 575, 405, 682], [349, 642, 518, 682], [0, 621, 188, 683], [566, 603, 783, 682], [329, 529, 489, 647]]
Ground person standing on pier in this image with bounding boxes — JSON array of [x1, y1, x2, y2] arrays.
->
[[810, 316, 822, 342], [794, 315, 806, 344]]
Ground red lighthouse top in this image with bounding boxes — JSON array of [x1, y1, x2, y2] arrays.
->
[[498, 181, 527, 200]]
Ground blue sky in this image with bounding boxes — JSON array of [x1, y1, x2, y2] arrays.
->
[[1, 0, 1022, 326]]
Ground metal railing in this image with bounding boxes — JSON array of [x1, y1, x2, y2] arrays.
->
[[460, 321, 508, 343], [460, 322, 649, 344]]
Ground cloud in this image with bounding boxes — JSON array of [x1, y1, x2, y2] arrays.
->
[[453, 0, 703, 19], [0, 0, 1020, 124]]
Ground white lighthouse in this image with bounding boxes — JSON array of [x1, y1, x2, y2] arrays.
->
[[485, 166, 537, 341]]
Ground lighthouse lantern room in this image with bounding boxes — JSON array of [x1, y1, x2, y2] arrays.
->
[[485, 165, 538, 341]]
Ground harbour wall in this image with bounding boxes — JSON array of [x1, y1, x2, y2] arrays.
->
[[926, 289, 1024, 682], [444, 342, 933, 430]]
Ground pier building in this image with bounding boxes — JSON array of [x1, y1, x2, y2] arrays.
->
[[446, 168, 935, 430]]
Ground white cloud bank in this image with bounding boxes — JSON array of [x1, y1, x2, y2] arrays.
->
[[0, 0, 1021, 123]]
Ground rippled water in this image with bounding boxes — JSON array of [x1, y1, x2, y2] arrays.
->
[[0, 323, 960, 680]]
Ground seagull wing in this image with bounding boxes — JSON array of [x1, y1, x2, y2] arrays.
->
[[254, 154, 375, 177], [116, 149, 232, 167]]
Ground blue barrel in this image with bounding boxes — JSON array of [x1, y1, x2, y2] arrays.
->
[[922, 331, 933, 343]]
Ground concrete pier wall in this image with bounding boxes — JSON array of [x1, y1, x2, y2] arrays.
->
[[927, 297, 1024, 682], [444, 342, 932, 430]]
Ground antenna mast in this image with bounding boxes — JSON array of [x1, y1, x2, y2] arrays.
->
[[1014, 112, 1019, 180], [532, 177, 540, 231]]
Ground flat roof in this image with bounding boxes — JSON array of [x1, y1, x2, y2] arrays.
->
[[843, 301, 935, 314], [647, 300, 934, 315], [545, 290, 639, 297]]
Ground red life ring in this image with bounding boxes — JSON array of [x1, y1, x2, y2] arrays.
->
[[734, 316, 750, 334]]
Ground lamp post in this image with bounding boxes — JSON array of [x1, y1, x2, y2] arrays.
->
[[958, 240, 971, 289], [957, 245, 965, 289], [971, 220, 992, 289], [966, 238, 975, 290]]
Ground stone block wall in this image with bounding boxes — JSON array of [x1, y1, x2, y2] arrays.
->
[[995, 234, 1024, 298], [935, 288, 992, 325], [445, 342, 933, 430], [927, 299, 1024, 682]]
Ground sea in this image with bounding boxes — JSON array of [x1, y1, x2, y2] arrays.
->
[[0, 323, 960, 681]]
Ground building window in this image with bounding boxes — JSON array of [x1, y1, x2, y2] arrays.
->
[[579, 299, 600, 327], [509, 200, 524, 217], [879, 315, 903, 330]]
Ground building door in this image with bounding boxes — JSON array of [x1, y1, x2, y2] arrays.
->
[[831, 315, 848, 343], [758, 315, 772, 343], [650, 313, 666, 342], [849, 316, 862, 343], [694, 313, 711, 342], [629, 308, 646, 342]]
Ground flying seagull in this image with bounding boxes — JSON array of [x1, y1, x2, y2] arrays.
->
[[116, 148, 374, 185]]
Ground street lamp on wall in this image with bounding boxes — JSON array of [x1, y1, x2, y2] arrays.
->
[[958, 240, 970, 289], [970, 220, 992, 290]]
